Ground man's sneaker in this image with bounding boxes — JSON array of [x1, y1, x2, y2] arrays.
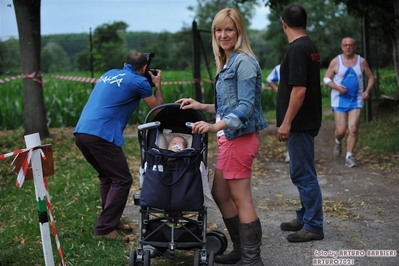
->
[[280, 219, 303, 231], [345, 156, 356, 167], [285, 151, 290, 162], [333, 142, 342, 157], [287, 228, 324, 243]]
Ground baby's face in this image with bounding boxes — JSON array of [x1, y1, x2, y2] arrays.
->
[[169, 137, 186, 151]]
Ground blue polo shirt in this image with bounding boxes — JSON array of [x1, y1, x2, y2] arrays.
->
[[74, 64, 152, 146]]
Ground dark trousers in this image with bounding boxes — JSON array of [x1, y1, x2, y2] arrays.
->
[[74, 133, 133, 235]]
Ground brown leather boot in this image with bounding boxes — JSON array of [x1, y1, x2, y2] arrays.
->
[[214, 215, 242, 264], [94, 230, 130, 242]]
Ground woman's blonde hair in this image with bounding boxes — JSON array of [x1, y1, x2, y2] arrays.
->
[[211, 8, 257, 73]]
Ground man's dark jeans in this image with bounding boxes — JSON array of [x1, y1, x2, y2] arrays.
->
[[74, 133, 133, 235]]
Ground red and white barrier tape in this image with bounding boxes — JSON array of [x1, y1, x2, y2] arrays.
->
[[0, 72, 43, 85], [44, 177, 66, 266], [49, 75, 99, 83], [22, 72, 43, 84], [0, 148, 30, 160], [15, 149, 34, 188], [162, 80, 194, 85], [50, 76, 198, 85], [0, 147, 41, 187], [0, 75, 22, 83], [1, 74, 212, 86], [1, 147, 66, 264], [10, 147, 45, 188]]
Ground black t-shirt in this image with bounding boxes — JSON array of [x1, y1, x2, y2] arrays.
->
[[276, 36, 322, 134]]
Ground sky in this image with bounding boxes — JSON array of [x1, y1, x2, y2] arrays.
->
[[0, 0, 270, 40]]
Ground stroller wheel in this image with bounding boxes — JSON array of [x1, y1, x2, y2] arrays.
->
[[208, 250, 214, 266], [143, 249, 151, 266], [193, 249, 201, 266], [143, 245, 157, 258], [209, 229, 228, 250], [128, 249, 136, 266], [205, 230, 227, 255]]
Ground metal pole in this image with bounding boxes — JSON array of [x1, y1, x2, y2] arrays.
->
[[192, 21, 202, 102], [90, 27, 94, 89], [362, 16, 372, 122]]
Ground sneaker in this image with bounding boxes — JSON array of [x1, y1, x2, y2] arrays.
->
[[287, 228, 324, 243], [345, 156, 356, 167], [285, 151, 290, 162], [280, 219, 304, 231], [333, 142, 342, 157]]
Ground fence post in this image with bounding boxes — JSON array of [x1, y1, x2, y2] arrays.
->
[[24, 133, 55, 266]]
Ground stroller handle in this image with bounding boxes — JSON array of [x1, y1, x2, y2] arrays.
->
[[185, 122, 194, 129], [138, 121, 161, 132], [143, 103, 182, 123]]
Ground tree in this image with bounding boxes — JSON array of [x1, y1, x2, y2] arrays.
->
[[248, 29, 270, 68], [93, 21, 128, 72], [264, 0, 399, 90], [42, 33, 90, 71], [13, 0, 49, 138], [188, 0, 259, 73], [331, 0, 399, 88], [75, 21, 128, 73], [41, 42, 70, 73], [189, 0, 258, 29], [264, 0, 363, 68], [0, 38, 21, 75]]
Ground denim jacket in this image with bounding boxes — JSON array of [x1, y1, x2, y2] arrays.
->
[[214, 51, 268, 140]]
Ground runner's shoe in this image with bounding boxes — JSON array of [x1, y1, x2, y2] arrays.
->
[[333, 142, 342, 157], [345, 156, 356, 167], [285, 151, 290, 162]]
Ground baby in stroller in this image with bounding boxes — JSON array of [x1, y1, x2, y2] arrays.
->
[[167, 135, 187, 152], [129, 103, 226, 266]]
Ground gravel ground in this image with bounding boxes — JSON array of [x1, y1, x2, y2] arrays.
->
[[124, 114, 399, 266]]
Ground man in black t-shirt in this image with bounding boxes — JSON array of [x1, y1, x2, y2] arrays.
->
[[276, 4, 324, 243]]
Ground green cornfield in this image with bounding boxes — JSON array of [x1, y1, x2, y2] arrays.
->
[[0, 69, 278, 130], [0, 68, 396, 130]]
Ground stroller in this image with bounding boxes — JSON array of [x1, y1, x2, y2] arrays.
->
[[129, 103, 227, 266]]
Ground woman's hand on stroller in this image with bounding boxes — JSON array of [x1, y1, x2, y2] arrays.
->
[[191, 120, 226, 134], [176, 98, 201, 110], [176, 98, 216, 114], [191, 121, 212, 134]]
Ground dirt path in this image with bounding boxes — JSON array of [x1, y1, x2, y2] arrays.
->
[[242, 116, 399, 266], [124, 112, 399, 265]]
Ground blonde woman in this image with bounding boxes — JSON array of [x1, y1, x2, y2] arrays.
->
[[176, 8, 266, 265]]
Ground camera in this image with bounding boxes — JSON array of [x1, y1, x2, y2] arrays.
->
[[143, 52, 157, 87]]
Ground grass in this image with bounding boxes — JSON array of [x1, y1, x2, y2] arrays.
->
[[0, 129, 139, 265], [0, 69, 398, 264], [1, 103, 398, 265], [359, 103, 399, 155]]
